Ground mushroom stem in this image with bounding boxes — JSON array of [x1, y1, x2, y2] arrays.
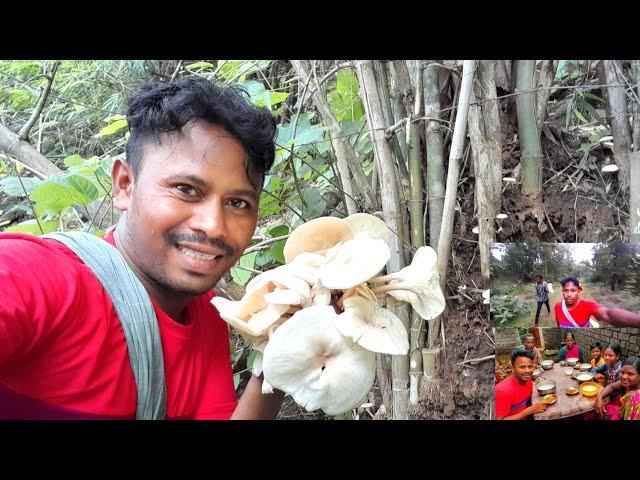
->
[[371, 283, 413, 295], [369, 274, 397, 284]]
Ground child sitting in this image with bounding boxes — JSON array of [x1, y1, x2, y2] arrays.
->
[[595, 356, 640, 420], [590, 342, 605, 369]]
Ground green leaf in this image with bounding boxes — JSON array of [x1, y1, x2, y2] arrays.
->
[[233, 373, 241, 390], [0, 176, 43, 197], [186, 61, 215, 71], [267, 240, 286, 265], [268, 225, 289, 237], [30, 181, 92, 216], [5, 219, 57, 235], [247, 350, 258, 370], [61, 175, 100, 202], [230, 251, 259, 286], [96, 118, 128, 137], [63, 155, 85, 168], [299, 188, 326, 220], [574, 108, 588, 124]]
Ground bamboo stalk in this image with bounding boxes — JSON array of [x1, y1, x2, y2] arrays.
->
[[423, 63, 446, 250], [434, 60, 476, 351], [357, 60, 410, 420], [436, 60, 476, 288], [632, 61, 640, 241], [535, 60, 557, 132], [516, 60, 543, 199]]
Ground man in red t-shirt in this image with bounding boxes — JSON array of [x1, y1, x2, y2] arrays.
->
[[0, 78, 284, 420], [495, 348, 547, 420], [554, 277, 640, 328]]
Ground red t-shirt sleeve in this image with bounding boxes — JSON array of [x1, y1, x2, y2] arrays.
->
[[0, 235, 63, 369], [494, 378, 512, 419]]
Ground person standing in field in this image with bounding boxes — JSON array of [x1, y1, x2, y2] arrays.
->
[[533, 274, 551, 326]]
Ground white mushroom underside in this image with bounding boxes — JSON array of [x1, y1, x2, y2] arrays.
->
[[337, 296, 409, 355], [262, 306, 376, 415]]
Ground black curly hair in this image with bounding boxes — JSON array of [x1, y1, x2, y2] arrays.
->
[[125, 77, 276, 188]]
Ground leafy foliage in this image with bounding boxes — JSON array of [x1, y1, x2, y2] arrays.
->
[[490, 296, 532, 326]]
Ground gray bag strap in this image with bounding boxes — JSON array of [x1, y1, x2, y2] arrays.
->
[[43, 231, 167, 420]]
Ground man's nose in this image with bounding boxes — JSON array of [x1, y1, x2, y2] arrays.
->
[[189, 201, 229, 239]]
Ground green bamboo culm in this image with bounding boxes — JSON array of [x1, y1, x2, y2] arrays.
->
[[516, 60, 543, 199]]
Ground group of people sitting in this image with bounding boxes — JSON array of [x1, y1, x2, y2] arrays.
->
[[533, 275, 640, 328], [495, 332, 640, 420]]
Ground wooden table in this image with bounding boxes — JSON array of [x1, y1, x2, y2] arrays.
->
[[532, 362, 596, 420]]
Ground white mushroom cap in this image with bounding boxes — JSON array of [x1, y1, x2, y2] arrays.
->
[[472, 226, 479, 234], [336, 296, 409, 355], [602, 164, 619, 173], [320, 237, 391, 290], [502, 177, 516, 182], [371, 246, 446, 321], [251, 340, 268, 377], [262, 305, 376, 415], [495, 213, 508, 220], [283, 216, 354, 263], [343, 212, 392, 247]]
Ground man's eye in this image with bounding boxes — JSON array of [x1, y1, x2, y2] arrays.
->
[[228, 198, 249, 209], [176, 185, 199, 197]]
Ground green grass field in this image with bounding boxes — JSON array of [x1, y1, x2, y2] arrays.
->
[[491, 281, 640, 328]]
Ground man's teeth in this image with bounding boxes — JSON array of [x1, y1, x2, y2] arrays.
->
[[179, 247, 217, 261]]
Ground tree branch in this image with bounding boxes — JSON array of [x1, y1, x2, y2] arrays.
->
[[18, 61, 60, 142]]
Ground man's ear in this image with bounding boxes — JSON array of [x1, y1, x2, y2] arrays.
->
[[112, 159, 135, 212]]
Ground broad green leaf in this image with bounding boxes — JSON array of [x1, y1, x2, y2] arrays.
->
[[268, 225, 289, 237], [59, 175, 100, 202], [267, 240, 285, 265], [103, 114, 126, 123], [233, 373, 241, 390], [30, 182, 91, 216], [230, 251, 259, 286], [97, 118, 128, 137], [0, 176, 43, 196], [269, 91, 289, 106], [5, 219, 57, 235], [299, 188, 326, 220], [63, 155, 85, 168]]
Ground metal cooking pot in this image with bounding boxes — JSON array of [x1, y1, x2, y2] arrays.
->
[[579, 363, 591, 372], [537, 379, 556, 395], [532, 368, 544, 380], [567, 358, 579, 367], [541, 360, 554, 370]]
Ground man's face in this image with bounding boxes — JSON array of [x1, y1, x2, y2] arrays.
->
[[565, 336, 575, 349], [524, 338, 535, 350], [535, 277, 542, 284], [562, 282, 581, 306], [114, 121, 260, 298], [512, 356, 534, 383], [620, 365, 639, 389], [591, 348, 602, 361]]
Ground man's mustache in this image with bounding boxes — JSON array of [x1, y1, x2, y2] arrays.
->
[[166, 231, 236, 258]]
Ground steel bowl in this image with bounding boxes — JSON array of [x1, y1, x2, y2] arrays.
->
[[560, 360, 567, 366], [579, 363, 592, 372], [537, 379, 556, 395], [541, 360, 554, 370], [576, 372, 595, 384], [567, 358, 579, 367], [563, 367, 574, 376], [542, 394, 557, 405], [532, 368, 544, 380]]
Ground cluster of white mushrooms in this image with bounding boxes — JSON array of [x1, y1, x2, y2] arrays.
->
[[211, 213, 446, 415]]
